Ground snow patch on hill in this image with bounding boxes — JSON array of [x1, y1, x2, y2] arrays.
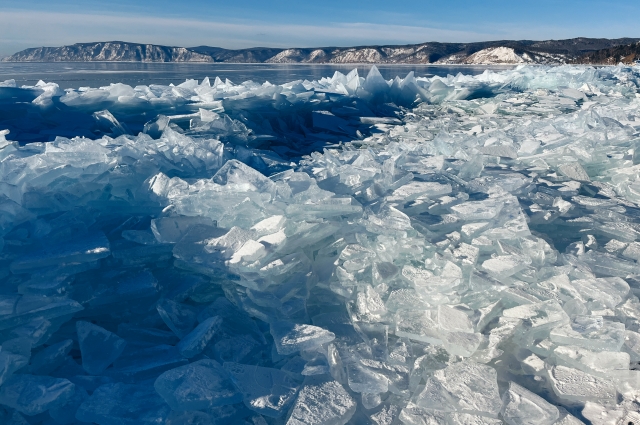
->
[[464, 47, 532, 64]]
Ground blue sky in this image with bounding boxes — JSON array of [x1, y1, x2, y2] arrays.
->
[[1, 0, 639, 57]]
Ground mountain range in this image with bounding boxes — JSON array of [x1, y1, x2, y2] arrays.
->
[[3, 38, 640, 65]]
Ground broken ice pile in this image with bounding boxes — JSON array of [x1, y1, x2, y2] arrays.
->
[[1, 64, 640, 424], [0, 68, 422, 161]]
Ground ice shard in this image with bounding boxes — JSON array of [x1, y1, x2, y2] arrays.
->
[[286, 378, 356, 425], [77, 321, 127, 375], [224, 362, 300, 417], [154, 360, 241, 411]]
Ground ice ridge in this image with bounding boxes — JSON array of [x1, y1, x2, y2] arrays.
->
[[0, 66, 512, 160], [0, 65, 640, 424]]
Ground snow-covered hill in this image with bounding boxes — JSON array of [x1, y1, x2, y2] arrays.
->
[[463, 47, 533, 64], [3, 38, 639, 64], [2, 42, 214, 62]]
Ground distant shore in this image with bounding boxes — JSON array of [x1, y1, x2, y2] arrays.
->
[[1, 61, 522, 66], [4, 38, 639, 65]]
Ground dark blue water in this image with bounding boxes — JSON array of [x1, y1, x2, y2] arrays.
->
[[0, 62, 514, 89]]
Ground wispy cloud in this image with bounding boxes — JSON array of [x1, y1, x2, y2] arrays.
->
[[0, 9, 499, 56]]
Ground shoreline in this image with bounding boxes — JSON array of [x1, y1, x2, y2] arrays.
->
[[2, 61, 632, 67], [0, 61, 541, 66]]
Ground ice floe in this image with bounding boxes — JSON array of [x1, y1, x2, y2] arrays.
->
[[0, 64, 640, 423]]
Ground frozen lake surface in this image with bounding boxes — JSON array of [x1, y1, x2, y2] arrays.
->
[[0, 61, 511, 88], [1, 64, 640, 425]]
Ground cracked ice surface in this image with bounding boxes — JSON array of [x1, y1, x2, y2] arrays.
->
[[1, 64, 640, 424]]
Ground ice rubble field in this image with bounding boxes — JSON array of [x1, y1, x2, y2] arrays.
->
[[2, 65, 640, 425]]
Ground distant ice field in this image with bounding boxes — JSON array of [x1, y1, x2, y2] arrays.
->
[[1, 65, 640, 424], [0, 62, 509, 89]]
